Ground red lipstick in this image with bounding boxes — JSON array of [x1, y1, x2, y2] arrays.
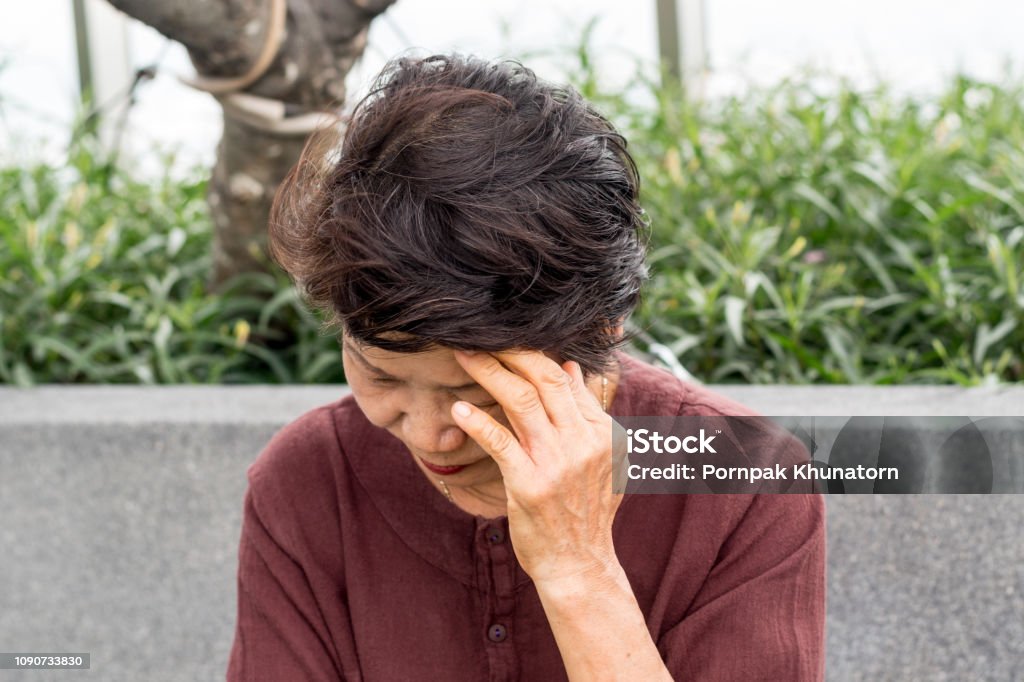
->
[[419, 458, 468, 475]]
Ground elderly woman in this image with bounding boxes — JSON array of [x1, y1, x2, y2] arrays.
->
[[226, 54, 825, 681]]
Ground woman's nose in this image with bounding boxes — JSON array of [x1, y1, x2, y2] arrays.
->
[[401, 406, 468, 455]]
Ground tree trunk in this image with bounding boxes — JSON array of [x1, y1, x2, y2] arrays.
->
[[105, 0, 396, 292]]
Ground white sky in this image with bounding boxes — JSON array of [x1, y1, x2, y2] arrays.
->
[[1, 1, 1023, 174]]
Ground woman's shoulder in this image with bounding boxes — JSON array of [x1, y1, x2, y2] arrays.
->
[[613, 350, 760, 417], [245, 394, 370, 500]]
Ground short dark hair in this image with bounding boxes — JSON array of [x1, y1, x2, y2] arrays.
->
[[269, 53, 649, 376]]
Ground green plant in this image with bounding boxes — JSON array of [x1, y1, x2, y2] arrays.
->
[[0, 133, 343, 385], [561, 38, 1023, 385], [2, 40, 1021, 385]]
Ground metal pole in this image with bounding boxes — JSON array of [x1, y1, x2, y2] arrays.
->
[[655, 0, 709, 92], [69, 0, 134, 150], [656, 0, 682, 81], [71, 0, 94, 103]]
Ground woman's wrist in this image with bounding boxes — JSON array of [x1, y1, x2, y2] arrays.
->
[[532, 556, 673, 681], [531, 553, 627, 603]]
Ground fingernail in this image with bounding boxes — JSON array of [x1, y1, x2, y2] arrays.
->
[[453, 402, 472, 418], [458, 349, 477, 356]]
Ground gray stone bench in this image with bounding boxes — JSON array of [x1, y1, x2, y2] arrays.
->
[[1, 383, 1021, 680]]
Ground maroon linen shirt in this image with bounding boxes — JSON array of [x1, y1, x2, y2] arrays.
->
[[227, 351, 826, 680]]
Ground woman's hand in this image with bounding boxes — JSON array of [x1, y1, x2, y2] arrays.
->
[[452, 350, 674, 682], [450, 349, 622, 589]]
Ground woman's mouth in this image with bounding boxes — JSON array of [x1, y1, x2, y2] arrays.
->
[[418, 457, 469, 475]]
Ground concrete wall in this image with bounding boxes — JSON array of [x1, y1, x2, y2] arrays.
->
[[1, 383, 1022, 681]]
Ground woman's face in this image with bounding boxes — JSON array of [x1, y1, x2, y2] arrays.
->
[[341, 332, 522, 492]]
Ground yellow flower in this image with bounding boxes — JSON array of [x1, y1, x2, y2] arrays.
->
[[233, 319, 251, 348], [63, 222, 81, 251], [730, 201, 750, 225], [93, 218, 116, 249], [664, 147, 684, 186], [784, 236, 807, 259]]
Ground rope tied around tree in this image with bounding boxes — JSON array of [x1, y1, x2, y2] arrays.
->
[[178, 0, 343, 136]]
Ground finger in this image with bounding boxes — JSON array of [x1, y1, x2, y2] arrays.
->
[[450, 400, 532, 479], [490, 350, 582, 429], [566, 360, 606, 421], [453, 351, 557, 445], [562, 360, 589, 402]]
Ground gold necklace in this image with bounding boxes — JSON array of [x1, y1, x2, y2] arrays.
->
[[438, 373, 610, 504], [439, 479, 454, 502]]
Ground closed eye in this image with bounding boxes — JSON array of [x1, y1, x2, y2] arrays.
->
[[369, 376, 496, 408], [449, 389, 498, 409]]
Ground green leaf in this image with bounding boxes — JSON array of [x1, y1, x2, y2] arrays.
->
[[973, 318, 1018, 367], [723, 296, 746, 347]]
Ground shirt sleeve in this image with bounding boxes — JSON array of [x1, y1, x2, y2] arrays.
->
[[658, 493, 827, 680], [226, 484, 349, 682]]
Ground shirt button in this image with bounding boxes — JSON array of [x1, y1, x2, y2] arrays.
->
[[487, 623, 508, 643], [486, 526, 505, 544]]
